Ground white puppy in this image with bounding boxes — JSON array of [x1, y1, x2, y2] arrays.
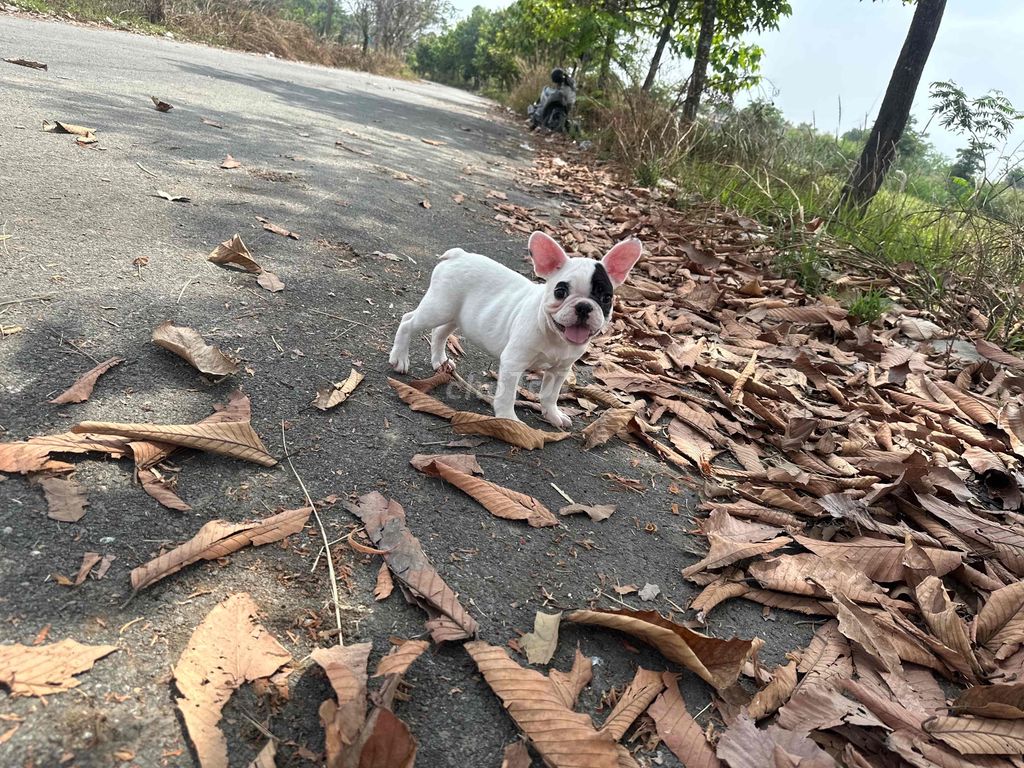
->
[[389, 231, 642, 427]]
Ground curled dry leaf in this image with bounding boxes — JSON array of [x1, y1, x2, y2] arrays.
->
[[449, 411, 570, 450], [520, 611, 562, 665], [716, 713, 838, 767], [373, 639, 430, 678], [131, 390, 250, 470], [924, 715, 1024, 755], [501, 741, 531, 768], [975, 581, 1024, 653], [49, 357, 124, 405], [255, 216, 299, 240], [549, 648, 593, 710], [152, 321, 239, 376], [389, 377, 457, 419], [409, 453, 483, 475], [415, 458, 557, 528], [953, 683, 1024, 719], [793, 534, 961, 583], [582, 407, 639, 450], [313, 369, 364, 411], [43, 121, 95, 138], [4, 58, 47, 70], [73, 419, 277, 467], [139, 469, 191, 511], [598, 667, 664, 741], [208, 234, 261, 273], [130, 507, 311, 593], [151, 96, 173, 112], [74, 552, 103, 586], [374, 562, 394, 601], [747, 660, 797, 720], [648, 672, 721, 768], [559, 503, 616, 521], [0, 639, 117, 697], [34, 475, 89, 522], [465, 640, 620, 768], [566, 608, 755, 692], [155, 190, 189, 203], [256, 271, 285, 292], [348, 492, 478, 643], [174, 593, 291, 768], [220, 154, 241, 169], [0, 432, 131, 474]]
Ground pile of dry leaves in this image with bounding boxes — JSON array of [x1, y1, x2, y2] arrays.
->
[[477, 149, 1024, 765]]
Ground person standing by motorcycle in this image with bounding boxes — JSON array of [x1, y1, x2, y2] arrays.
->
[[528, 68, 577, 133]]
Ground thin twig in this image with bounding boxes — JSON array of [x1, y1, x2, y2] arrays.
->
[[308, 308, 374, 330], [0, 294, 53, 308], [281, 422, 344, 646], [550, 482, 575, 505], [176, 275, 200, 304], [136, 161, 158, 178]]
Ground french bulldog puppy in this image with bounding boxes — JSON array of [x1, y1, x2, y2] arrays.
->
[[389, 231, 642, 427]]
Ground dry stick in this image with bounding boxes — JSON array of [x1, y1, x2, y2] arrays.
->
[[281, 421, 344, 646], [0, 294, 54, 308], [176, 275, 200, 304], [136, 161, 158, 178]]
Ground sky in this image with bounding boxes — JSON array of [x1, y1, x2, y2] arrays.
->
[[448, 0, 1024, 160]]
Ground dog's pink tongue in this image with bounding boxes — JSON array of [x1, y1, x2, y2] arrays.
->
[[564, 324, 590, 344]]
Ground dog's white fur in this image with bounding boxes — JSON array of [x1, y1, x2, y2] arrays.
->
[[389, 231, 642, 427]]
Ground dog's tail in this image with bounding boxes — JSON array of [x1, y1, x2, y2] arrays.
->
[[438, 247, 467, 261]]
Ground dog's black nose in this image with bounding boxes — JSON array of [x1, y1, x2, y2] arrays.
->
[[575, 303, 592, 319]]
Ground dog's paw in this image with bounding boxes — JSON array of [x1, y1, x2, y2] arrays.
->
[[542, 408, 572, 430], [388, 349, 410, 374], [432, 356, 454, 373]]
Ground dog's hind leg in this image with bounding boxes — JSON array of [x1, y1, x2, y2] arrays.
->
[[429, 322, 457, 371], [389, 292, 454, 374]]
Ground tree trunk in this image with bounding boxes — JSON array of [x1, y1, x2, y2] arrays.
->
[[641, 0, 680, 92], [320, 0, 335, 38], [681, 0, 718, 124], [146, 0, 164, 24], [840, 0, 947, 210], [598, 28, 615, 90]]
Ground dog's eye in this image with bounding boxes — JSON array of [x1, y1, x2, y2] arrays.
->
[[553, 282, 569, 300]]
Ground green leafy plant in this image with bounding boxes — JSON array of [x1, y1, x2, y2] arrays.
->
[[846, 289, 890, 325]]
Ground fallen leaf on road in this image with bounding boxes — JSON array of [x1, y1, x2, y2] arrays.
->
[[466, 641, 620, 768], [311, 643, 371, 753], [388, 377, 458, 418], [452, 193, 465, 204], [599, 667, 665, 740], [1, 325, 24, 337], [256, 271, 285, 292], [487, 190, 508, 200], [152, 321, 239, 376], [43, 121, 94, 138], [49, 357, 124, 405], [421, 138, 446, 146], [0, 639, 117, 696], [219, 154, 241, 169], [549, 649, 593, 710], [255, 216, 299, 240], [450, 411, 570, 450], [4, 58, 47, 70], [415, 458, 558, 527], [248, 741, 275, 768], [201, 117, 224, 129], [520, 611, 562, 665], [74, 552, 103, 585], [648, 672, 721, 768], [151, 96, 173, 112], [899, 317, 945, 340], [420, 198, 432, 209], [73, 419, 277, 467], [582, 407, 637, 450], [559, 503, 616, 521], [174, 593, 290, 768], [131, 390, 250, 470], [34, 475, 88, 522], [953, 683, 1024, 719], [924, 715, 1024, 755], [155, 190, 189, 203], [373, 639, 430, 679], [567, 608, 755, 692], [313, 369, 364, 410], [0, 432, 131, 474], [95, 554, 115, 579], [139, 469, 191, 511], [716, 713, 837, 767], [975, 581, 1024, 653], [208, 234, 261, 273], [502, 741, 531, 768], [348, 492, 478, 643], [747, 660, 797, 720], [130, 507, 310, 593], [409, 453, 483, 475], [374, 562, 394, 601]]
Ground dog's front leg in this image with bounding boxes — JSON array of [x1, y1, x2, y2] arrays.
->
[[539, 367, 572, 429], [493, 353, 527, 421]]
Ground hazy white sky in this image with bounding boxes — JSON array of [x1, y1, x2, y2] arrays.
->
[[448, 0, 1024, 159]]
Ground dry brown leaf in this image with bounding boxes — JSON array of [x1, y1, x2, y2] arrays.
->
[[900, 317, 945, 340], [313, 370, 364, 410], [420, 198, 432, 209], [599, 667, 664, 741], [683, 534, 790, 578], [466, 641, 619, 768], [954, 684, 1024, 720], [220, 154, 241, 169], [43, 121, 95, 138], [373, 639, 430, 678], [407, 369, 453, 393], [916, 493, 1024, 576], [421, 138, 446, 146], [924, 715, 1024, 755], [130, 390, 250, 470], [976, 339, 1024, 369], [208, 234, 261, 273], [747, 553, 889, 606], [648, 672, 721, 768], [388, 377, 458, 419], [549, 648, 593, 710], [34, 475, 88, 522], [0, 639, 117, 697], [520, 611, 562, 665], [174, 593, 291, 768], [567, 609, 755, 692], [747, 661, 797, 720], [151, 96, 173, 112], [256, 216, 299, 240], [415, 458, 557, 527], [915, 575, 980, 677], [348, 492, 478, 643], [247, 741, 275, 768], [716, 713, 838, 767], [156, 189, 190, 202], [0, 432, 131, 474], [501, 741, 531, 768], [73, 419, 276, 467], [793, 620, 852, 691], [793, 534, 961, 582], [776, 684, 885, 734], [139, 469, 191, 511], [831, 595, 904, 673], [311, 642, 371, 752], [374, 562, 395, 601], [975, 581, 1024, 653], [4, 58, 47, 69], [130, 507, 310, 593], [49, 357, 124, 405], [152, 321, 239, 376], [582, 407, 638, 449], [256, 271, 285, 292], [559, 503, 616, 521], [409, 453, 483, 475], [74, 552, 103, 586], [449, 411, 571, 450]]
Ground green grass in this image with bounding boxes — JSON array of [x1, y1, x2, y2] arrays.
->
[[846, 289, 891, 325]]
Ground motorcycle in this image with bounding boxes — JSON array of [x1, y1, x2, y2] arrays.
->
[[528, 68, 577, 133]]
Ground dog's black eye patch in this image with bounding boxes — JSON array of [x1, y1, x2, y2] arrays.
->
[[553, 282, 569, 300], [591, 263, 613, 316]]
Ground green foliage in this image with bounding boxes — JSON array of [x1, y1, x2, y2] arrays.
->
[[774, 247, 827, 295], [846, 289, 890, 325]]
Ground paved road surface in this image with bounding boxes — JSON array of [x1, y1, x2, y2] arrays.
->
[[0, 15, 799, 767]]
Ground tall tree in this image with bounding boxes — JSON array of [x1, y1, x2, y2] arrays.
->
[[320, 0, 336, 37], [681, 0, 717, 122], [839, 0, 947, 209], [642, 0, 681, 92]]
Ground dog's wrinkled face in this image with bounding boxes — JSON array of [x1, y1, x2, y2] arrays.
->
[[529, 232, 643, 346]]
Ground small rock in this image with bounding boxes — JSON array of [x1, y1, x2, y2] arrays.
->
[[638, 583, 661, 601], [99, 536, 115, 545], [1, 526, 12, 536], [30, 550, 42, 557]]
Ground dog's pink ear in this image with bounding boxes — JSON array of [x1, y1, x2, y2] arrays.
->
[[528, 231, 568, 278], [601, 238, 642, 286]]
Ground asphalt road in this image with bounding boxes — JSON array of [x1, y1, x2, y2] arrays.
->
[[0, 15, 805, 768]]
